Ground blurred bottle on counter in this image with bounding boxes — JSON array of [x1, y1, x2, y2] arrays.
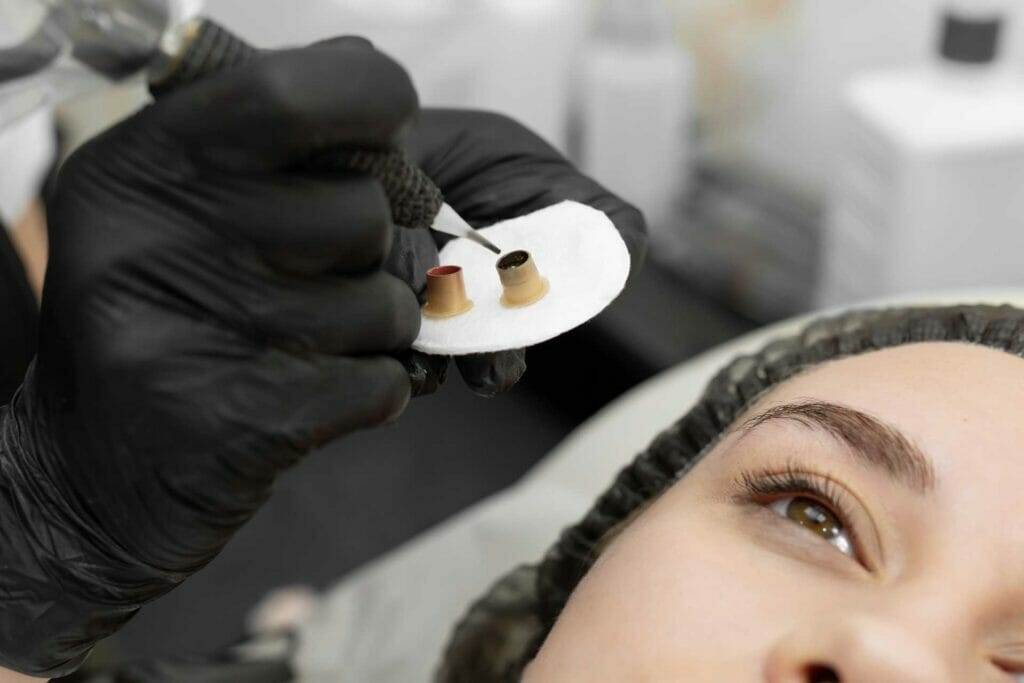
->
[[819, 2, 1024, 306], [573, 0, 694, 253], [476, 0, 587, 152]]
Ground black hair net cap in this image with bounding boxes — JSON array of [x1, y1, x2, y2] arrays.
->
[[434, 304, 1024, 681]]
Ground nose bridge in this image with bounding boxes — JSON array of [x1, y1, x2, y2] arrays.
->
[[765, 609, 957, 683]]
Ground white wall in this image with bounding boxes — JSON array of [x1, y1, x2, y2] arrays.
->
[[203, 0, 589, 150]]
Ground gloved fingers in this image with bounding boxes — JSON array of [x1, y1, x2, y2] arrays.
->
[[237, 269, 422, 356], [139, 41, 418, 172], [401, 351, 450, 397], [188, 170, 393, 275], [381, 227, 446, 395], [455, 348, 528, 398], [404, 109, 647, 271], [396, 349, 530, 399], [300, 353, 412, 440], [251, 350, 412, 450], [197, 172, 440, 287], [382, 221, 440, 299]]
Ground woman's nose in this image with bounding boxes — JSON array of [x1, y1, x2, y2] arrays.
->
[[764, 615, 952, 683]]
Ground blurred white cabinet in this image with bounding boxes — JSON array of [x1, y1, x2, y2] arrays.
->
[[820, 68, 1024, 305]]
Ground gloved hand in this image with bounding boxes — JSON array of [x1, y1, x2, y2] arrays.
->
[[0, 39, 425, 677], [396, 110, 647, 397], [0, 34, 646, 675]]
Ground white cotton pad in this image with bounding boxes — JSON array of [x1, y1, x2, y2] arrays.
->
[[412, 201, 630, 356]]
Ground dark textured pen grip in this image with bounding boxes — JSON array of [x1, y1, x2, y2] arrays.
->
[[151, 19, 443, 230]]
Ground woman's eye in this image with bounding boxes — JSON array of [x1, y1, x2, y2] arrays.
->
[[770, 496, 853, 557]]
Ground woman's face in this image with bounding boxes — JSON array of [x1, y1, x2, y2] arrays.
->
[[525, 342, 1024, 682]]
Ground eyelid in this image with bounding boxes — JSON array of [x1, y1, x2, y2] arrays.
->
[[731, 464, 884, 573]]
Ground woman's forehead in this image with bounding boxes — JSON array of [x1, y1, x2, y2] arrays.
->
[[764, 341, 1024, 422], [750, 341, 1024, 507]]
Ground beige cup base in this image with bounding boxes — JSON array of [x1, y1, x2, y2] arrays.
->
[[500, 277, 549, 308], [423, 299, 474, 319]]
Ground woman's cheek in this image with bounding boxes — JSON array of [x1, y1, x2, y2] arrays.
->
[[527, 496, 793, 680]]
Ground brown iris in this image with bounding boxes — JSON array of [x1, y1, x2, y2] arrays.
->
[[784, 497, 843, 542]]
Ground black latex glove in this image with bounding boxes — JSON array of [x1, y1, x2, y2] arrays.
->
[[396, 109, 647, 397], [0, 40, 424, 677]]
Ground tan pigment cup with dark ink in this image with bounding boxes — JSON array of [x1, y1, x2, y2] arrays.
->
[[496, 250, 549, 308]]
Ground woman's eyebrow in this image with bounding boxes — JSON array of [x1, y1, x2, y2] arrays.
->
[[738, 400, 936, 494]]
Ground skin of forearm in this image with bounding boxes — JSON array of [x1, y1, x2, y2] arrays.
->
[[0, 668, 46, 682], [8, 199, 47, 301]]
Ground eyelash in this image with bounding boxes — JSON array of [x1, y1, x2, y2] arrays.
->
[[733, 464, 867, 564]]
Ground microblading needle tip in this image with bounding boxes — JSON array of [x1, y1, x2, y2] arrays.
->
[[468, 231, 502, 255], [432, 203, 502, 255]]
